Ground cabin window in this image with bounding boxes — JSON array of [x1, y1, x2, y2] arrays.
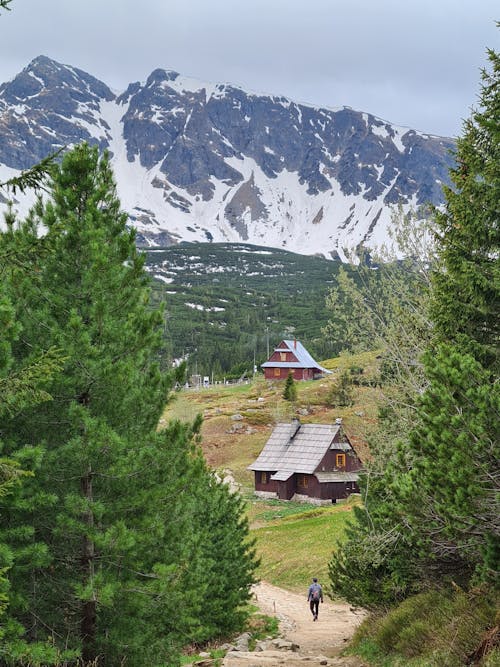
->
[[274, 367, 280, 377], [280, 352, 287, 361], [336, 454, 346, 468], [261, 472, 269, 484], [297, 474, 308, 488]]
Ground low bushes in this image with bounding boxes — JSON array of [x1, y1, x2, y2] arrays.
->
[[348, 586, 499, 666]]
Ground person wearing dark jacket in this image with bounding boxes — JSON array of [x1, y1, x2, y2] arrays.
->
[[307, 577, 323, 621]]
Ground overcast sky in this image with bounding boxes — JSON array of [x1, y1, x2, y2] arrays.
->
[[0, 0, 498, 137]]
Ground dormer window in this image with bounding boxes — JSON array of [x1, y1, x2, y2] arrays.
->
[[336, 453, 346, 468]]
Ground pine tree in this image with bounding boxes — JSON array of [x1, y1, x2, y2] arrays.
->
[[398, 345, 499, 583], [413, 46, 500, 581], [283, 370, 297, 402], [0, 226, 76, 665], [329, 46, 500, 606], [0, 144, 258, 665], [431, 48, 500, 371], [326, 370, 354, 407], [187, 459, 258, 641]]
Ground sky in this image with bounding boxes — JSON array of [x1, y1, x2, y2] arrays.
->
[[0, 0, 498, 138]]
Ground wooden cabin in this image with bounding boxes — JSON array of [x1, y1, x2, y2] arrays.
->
[[261, 339, 332, 381], [248, 419, 362, 504]]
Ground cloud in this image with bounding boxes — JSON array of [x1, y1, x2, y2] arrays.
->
[[0, 0, 497, 136]]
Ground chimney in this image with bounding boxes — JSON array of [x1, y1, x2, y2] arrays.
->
[[294, 338, 297, 349], [289, 418, 301, 440]]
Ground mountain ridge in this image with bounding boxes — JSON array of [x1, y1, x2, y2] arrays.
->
[[0, 56, 456, 259]]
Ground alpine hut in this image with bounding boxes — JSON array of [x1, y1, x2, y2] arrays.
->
[[248, 419, 361, 504], [261, 339, 331, 381]]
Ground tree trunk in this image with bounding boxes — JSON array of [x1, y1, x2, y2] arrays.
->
[[80, 466, 97, 664]]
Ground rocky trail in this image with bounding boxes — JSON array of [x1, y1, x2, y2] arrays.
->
[[221, 581, 367, 667]]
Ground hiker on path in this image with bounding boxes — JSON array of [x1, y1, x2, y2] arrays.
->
[[307, 577, 323, 621]]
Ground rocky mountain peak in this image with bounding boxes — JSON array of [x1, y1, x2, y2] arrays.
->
[[0, 56, 456, 259]]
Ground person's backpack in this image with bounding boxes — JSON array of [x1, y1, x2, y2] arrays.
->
[[311, 586, 320, 601]]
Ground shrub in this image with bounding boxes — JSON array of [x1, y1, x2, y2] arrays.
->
[[349, 586, 499, 667], [241, 410, 273, 425], [325, 370, 354, 407]]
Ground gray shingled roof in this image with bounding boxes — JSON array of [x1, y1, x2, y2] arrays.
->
[[271, 470, 294, 481], [248, 422, 350, 474], [315, 472, 360, 483], [261, 340, 332, 374]]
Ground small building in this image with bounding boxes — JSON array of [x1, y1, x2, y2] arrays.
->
[[248, 419, 362, 504], [261, 339, 331, 381]]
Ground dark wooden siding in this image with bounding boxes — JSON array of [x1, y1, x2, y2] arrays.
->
[[254, 471, 359, 502], [298, 478, 360, 502], [296, 473, 321, 497], [317, 448, 361, 473], [331, 481, 360, 500], [253, 470, 278, 493], [264, 367, 314, 381]]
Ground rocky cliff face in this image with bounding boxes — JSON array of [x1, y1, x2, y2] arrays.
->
[[0, 56, 455, 259]]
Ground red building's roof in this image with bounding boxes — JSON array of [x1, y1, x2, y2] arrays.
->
[[261, 339, 331, 374]]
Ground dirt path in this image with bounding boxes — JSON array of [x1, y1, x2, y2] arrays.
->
[[222, 581, 367, 667]]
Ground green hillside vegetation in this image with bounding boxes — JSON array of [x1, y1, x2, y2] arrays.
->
[[145, 242, 421, 383], [348, 587, 499, 667], [146, 242, 346, 378]]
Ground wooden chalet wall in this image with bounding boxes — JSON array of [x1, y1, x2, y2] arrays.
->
[[263, 340, 313, 381], [318, 447, 360, 474], [294, 473, 359, 502], [253, 471, 278, 495], [263, 367, 314, 381], [253, 469, 359, 503]]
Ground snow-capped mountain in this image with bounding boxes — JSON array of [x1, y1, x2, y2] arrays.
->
[[0, 56, 455, 259]]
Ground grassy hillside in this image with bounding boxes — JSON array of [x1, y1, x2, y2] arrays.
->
[[163, 350, 381, 486], [349, 587, 499, 667], [251, 501, 360, 592], [163, 350, 382, 590]]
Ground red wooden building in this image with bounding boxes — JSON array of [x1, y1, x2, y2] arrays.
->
[[261, 339, 331, 381], [248, 419, 362, 504]]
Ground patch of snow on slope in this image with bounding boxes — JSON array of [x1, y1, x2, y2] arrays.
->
[[392, 127, 408, 153], [160, 72, 218, 102], [371, 124, 389, 139], [185, 302, 225, 312], [101, 99, 199, 243]]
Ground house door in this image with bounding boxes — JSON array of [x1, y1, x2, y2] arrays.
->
[[277, 480, 294, 500]]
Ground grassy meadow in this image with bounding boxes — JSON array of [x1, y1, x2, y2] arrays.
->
[[251, 500, 360, 591], [162, 351, 381, 593]]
